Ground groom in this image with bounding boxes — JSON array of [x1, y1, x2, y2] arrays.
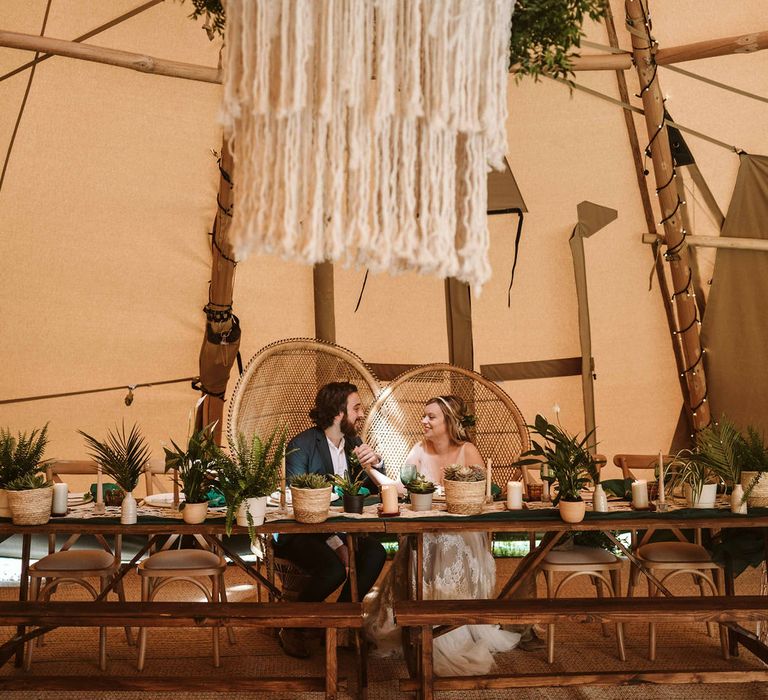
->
[[274, 381, 387, 658]]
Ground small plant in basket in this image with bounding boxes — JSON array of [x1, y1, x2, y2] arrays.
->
[[443, 464, 486, 515], [0, 424, 50, 521], [290, 473, 334, 524]]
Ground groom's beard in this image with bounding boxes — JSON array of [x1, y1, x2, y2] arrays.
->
[[340, 414, 360, 442]]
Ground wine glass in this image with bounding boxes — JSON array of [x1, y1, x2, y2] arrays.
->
[[400, 463, 417, 486], [400, 464, 417, 502]]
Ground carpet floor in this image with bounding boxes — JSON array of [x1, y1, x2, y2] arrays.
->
[[1, 557, 767, 699]]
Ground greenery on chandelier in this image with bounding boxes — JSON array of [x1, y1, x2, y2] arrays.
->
[[509, 0, 608, 81], [182, 0, 608, 81]]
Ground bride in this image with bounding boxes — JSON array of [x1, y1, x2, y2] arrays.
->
[[364, 395, 520, 676]]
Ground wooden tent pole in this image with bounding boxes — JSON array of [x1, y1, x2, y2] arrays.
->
[[625, 0, 710, 431], [2, 27, 767, 83], [0, 30, 221, 84], [603, 4, 691, 430], [196, 141, 238, 441]]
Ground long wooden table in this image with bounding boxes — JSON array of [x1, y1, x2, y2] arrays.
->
[[2, 504, 768, 697]]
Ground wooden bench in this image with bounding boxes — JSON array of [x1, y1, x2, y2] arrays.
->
[[394, 597, 768, 698], [0, 601, 363, 699]]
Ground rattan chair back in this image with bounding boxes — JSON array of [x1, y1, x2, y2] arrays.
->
[[362, 364, 529, 485], [228, 338, 381, 446]]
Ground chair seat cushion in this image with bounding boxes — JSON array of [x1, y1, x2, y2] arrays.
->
[[637, 541, 712, 563], [544, 545, 619, 565], [142, 549, 222, 570], [32, 550, 115, 572]]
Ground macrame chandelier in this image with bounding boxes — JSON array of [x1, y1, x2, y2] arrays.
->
[[221, 0, 514, 291]]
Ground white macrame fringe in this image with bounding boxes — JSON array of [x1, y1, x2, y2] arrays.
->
[[221, 0, 514, 292]]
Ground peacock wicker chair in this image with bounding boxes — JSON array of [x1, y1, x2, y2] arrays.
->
[[362, 363, 530, 487], [227, 338, 382, 600]]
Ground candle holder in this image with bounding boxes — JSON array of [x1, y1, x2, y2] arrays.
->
[[655, 501, 669, 513]]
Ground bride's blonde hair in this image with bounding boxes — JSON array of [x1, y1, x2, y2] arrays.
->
[[426, 395, 472, 444]]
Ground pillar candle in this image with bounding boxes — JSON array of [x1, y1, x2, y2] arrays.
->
[[52, 483, 68, 516], [381, 484, 398, 514], [632, 479, 649, 509], [658, 451, 666, 504], [486, 459, 493, 502], [541, 462, 550, 502], [506, 481, 523, 510]]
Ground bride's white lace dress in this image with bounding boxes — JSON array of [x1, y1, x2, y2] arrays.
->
[[364, 442, 520, 676]]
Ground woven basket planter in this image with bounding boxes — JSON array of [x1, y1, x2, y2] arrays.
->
[[741, 471, 768, 508], [7, 486, 53, 525], [445, 479, 486, 515], [291, 485, 333, 524]]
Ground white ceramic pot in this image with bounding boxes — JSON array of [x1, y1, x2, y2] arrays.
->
[[558, 499, 586, 523], [684, 483, 718, 509], [0, 489, 11, 519], [120, 492, 137, 524], [236, 496, 268, 527], [182, 500, 209, 524], [409, 491, 434, 512]]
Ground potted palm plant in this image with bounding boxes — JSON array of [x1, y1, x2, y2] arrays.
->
[[444, 464, 486, 515], [163, 422, 220, 524], [331, 469, 367, 514], [516, 414, 598, 523], [690, 418, 745, 512], [212, 427, 287, 538], [289, 473, 333, 523], [80, 423, 151, 524], [404, 472, 437, 512], [0, 424, 49, 519]]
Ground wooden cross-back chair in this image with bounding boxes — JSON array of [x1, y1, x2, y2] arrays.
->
[[26, 461, 133, 670], [362, 363, 530, 486], [227, 338, 382, 600]]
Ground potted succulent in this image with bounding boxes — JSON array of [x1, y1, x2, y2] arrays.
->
[[404, 472, 437, 512], [289, 473, 333, 524], [80, 423, 150, 524], [331, 469, 367, 514], [163, 422, 220, 524], [0, 424, 49, 519], [517, 414, 598, 523], [212, 427, 287, 538], [6, 472, 54, 525], [443, 464, 486, 515]]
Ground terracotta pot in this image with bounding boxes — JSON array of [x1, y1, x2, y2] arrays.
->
[[237, 496, 268, 527], [409, 491, 434, 512], [182, 500, 209, 524], [558, 499, 586, 523]]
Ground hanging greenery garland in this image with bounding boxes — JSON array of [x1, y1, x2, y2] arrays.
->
[[182, 0, 607, 81]]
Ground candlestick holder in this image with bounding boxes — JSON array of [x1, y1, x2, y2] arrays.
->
[[93, 502, 106, 515], [655, 501, 669, 513]]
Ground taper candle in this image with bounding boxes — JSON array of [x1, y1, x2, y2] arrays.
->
[[280, 453, 287, 510], [96, 465, 103, 505], [486, 459, 493, 502], [658, 451, 665, 504]]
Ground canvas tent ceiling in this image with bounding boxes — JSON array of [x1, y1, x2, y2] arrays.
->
[[1, 0, 767, 477]]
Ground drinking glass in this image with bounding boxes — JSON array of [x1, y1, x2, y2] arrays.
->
[[400, 463, 417, 486]]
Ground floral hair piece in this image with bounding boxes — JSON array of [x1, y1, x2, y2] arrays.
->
[[460, 414, 477, 429]]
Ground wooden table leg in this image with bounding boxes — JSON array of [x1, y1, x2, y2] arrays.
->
[[421, 624, 433, 700], [15, 534, 31, 667], [345, 534, 367, 699], [724, 553, 738, 656], [325, 627, 337, 700]]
